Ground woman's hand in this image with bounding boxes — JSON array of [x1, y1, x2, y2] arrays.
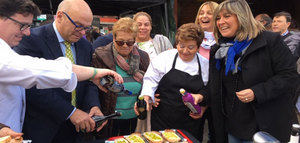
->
[[236, 89, 255, 103], [153, 94, 160, 107], [189, 106, 207, 119], [143, 95, 154, 111], [134, 102, 139, 116], [191, 94, 204, 104]]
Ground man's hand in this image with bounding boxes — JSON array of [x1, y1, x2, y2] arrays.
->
[[0, 127, 23, 138], [70, 109, 95, 133], [91, 69, 123, 92], [89, 106, 107, 132]]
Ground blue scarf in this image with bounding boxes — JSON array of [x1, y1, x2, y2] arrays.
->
[[216, 38, 253, 75]]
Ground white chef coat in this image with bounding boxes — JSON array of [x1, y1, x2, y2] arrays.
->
[[0, 38, 77, 132], [140, 49, 209, 101]]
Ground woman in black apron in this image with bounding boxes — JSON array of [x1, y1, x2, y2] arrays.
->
[[151, 53, 204, 137], [139, 23, 207, 139]]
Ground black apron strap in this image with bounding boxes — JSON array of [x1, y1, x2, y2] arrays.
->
[[172, 53, 179, 69], [196, 54, 202, 75]]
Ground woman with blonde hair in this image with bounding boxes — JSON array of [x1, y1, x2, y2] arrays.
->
[[133, 12, 173, 60], [92, 17, 150, 137], [208, 0, 298, 142], [194, 1, 218, 142]]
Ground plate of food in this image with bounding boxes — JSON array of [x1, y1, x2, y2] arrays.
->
[[114, 137, 129, 143], [125, 133, 146, 143], [0, 136, 26, 143], [142, 131, 163, 143]]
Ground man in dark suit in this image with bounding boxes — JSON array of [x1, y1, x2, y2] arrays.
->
[[13, 0, 105, 142]]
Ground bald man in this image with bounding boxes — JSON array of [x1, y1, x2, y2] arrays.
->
[[14, 0, 105, 142]]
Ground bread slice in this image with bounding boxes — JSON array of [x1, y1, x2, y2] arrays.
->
[[143, 131, 163, 143], [125, 133, 145, 143], [162, 129, 181, 143], [0, 136, 11, 143], [114, 137, 129, 143], [9, 136, 23, 143]]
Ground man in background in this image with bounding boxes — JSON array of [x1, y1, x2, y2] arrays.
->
[[255, 13, 272, 31], [272, 11, 300, 59]]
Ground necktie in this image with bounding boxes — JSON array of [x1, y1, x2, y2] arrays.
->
[[64, 41, 76, 106]]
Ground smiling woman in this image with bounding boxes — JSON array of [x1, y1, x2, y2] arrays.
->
[[133, 12, 173, 60], [208, 0, 298, 142], [140, 23, 208, 140], [92, 17, 150, 138], [194, 2, 219, 142]]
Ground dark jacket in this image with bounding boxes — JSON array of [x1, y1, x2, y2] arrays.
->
[[14, 23, 100, 143], [91, 42, 150, 138], [208, 31, 299, 142]]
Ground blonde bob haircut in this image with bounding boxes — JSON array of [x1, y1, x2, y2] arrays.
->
[[195, 1, 219, 25], [112, 17, 138, 39], [133, 11, 152, 26], [175, 23, 204, 48], [213, 0, 264, 43]]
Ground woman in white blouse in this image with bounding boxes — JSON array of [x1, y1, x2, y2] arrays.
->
[[140, 23, 207, 139]]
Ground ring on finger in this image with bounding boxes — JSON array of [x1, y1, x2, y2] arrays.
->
[[245, 98, 248, 101]]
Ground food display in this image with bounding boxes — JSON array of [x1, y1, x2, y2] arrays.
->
[[161, 129, 181, 143], [0, 136, 23, 143], [106, 129, 190, 143], [125, 133, 145, 143], [143, 131, 163, 143], [114, 138, 129, 143], [0, 136, 11, 143]]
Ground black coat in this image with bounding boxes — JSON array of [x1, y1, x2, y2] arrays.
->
[[208, 31, 299, 142]]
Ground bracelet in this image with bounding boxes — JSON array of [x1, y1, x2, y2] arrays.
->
[[89, 68, 97, 80]]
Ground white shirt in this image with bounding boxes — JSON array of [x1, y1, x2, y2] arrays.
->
[[140, 49, 208, 101], [0, 38, 77, 132], [137, 40, 157, 60]]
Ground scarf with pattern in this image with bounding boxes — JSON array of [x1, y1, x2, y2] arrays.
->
[[112, 43, 145, 83]]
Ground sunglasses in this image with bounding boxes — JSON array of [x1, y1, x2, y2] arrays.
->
[[62, 11, 93, 32], [6, 16, 31, 31], [115, 40, 135, 46]]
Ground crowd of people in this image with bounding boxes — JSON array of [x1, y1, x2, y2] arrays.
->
[[0, 0, 299, 143]]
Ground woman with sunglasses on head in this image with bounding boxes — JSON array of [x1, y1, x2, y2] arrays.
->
[[194, 1, 219, 142], [133, 12, 173, 60], [208, 0, 298, 142], [140, 23, 207, 140], [92, 17, 150, 138]]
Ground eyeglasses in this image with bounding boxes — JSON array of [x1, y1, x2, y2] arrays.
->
[[6, 16, 31, 31], [115, 40, 135, 46], [178, 44, 197, 50], [62, 12, 93, 32]]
